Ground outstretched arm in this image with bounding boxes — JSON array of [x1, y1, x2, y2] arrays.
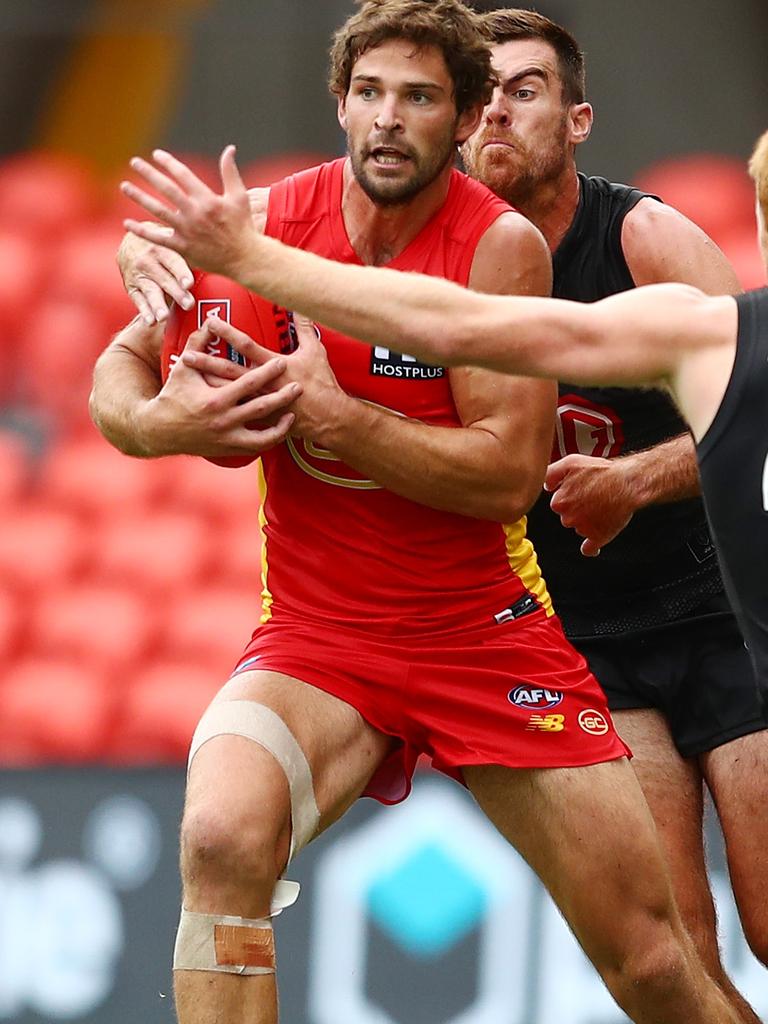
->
[[120, 148, 729, 394]]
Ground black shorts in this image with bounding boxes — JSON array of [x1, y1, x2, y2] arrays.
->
[[572, 595, 768, 757]]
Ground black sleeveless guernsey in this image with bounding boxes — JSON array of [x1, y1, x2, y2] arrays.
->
[[525, 174, 726, 638], [697, 288, 768, 685]]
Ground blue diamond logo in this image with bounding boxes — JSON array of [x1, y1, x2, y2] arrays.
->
[[367, 842, 487, 959]]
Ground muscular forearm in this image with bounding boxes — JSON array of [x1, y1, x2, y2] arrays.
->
[[314, 394, 538, 522], [616, 433, 701, 507], [90, 339, 165, 458]]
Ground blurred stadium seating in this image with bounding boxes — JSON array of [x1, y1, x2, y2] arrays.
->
[[0, 147, 763, 767]]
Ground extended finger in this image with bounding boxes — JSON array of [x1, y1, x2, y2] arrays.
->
[[158, 249, 195, 292], [124, 218, 184, 251], [228, 412, 296, 452], [127, 285, 157, 325], [129, 156, 191, 212], [230, 381, 302, 425], [152, 149, 212, 200], [181, 350, 247, 381], [120, 179, 178, 225], [227, 359, 294, 404], [130, 277, 175, 322], [204, 315, 277, 366]]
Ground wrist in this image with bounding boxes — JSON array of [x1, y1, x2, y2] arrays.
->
[[134, 397, 176, 457], [310, 390, 360, 450], [614, 452, 654, 509]]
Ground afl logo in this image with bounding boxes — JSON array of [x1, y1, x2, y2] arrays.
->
[[578, 709, 609, 735], [508, 686, 564, 711]]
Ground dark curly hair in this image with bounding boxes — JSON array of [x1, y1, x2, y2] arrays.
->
[[329, 0, 495, 114]]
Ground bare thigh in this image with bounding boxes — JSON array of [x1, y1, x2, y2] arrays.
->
[[702, 728, 768, 962], [463, 758, 679, 970], [612, 709, 722, 968], [185, 670, 394, 882]]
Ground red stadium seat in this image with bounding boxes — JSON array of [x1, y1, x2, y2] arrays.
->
[[28, 583, 157, 673], [109, 659, 219, 763], [0, 503, 89, 591], [52, 224, 136, 332], [17, 299, 109, 427], [634, 154, 755, 248], [166, 455, 263, 520], [157, 584, 260, 676], [38, 436, 170, 517], [0, 588, 23, 663], [90, 510, 212, 594], [719, 229, 768, 290], [0, 657, 114, 763], [0, 430, 31, 508], [0, 151, 100, 242], [0, 231, 47, 332]]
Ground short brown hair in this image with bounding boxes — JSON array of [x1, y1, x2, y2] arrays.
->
[[479, 8, 585, 105], [328, 0, 495, 115], [748, 130, 768, 226]]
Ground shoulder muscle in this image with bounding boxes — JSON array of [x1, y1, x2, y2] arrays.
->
[[622, 197, 740, 295], [469, 211, 552, 298]]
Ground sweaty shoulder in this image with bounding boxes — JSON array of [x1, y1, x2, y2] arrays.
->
[[622, 196, 740, 294], [470, 210, 552, 297]]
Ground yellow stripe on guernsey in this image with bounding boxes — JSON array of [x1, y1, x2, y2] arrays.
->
[[504, 517, 554, 616], [258, 462, 275, 624]]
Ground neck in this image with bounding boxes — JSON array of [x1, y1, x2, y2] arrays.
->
[[512, 164, 580, 254], [341, 158, 453, 266]]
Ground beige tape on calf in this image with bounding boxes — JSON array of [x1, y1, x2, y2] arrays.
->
[[174, 909, 275, 975], [188, 699, 320, 862]]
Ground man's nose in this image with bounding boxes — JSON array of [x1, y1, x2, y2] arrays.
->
[[374, 94, 404, 131], [484, 87, 511, 127]]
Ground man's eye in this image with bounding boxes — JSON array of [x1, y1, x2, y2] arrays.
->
[[515, 88, 534, 100], [410, 92, 431, 104], [360, 87, 376, 99]]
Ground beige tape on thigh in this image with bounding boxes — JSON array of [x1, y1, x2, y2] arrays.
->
[[188, 699, 320, 862], [174, 909, 275, 975]]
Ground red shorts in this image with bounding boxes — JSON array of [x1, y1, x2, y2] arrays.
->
[[232, 610, 630, 803]]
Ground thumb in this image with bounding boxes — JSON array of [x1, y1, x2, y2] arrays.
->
[[290, 312, 321, 350], [544, 458, 569, 493]]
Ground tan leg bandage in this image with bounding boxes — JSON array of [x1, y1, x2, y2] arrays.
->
[[188, 698, 321, 862], [173, 909, 275, 974]]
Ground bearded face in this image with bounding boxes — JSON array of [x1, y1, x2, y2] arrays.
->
[[462, 110, 570, 207]]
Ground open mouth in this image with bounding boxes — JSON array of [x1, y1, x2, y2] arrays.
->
[[369, 147, 410, 167]]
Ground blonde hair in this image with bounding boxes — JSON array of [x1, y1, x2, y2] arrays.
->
[[748, 130, 768, 227]]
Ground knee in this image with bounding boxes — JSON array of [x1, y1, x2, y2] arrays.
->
[[604, 928, 693, 1011], [180, 798, 286, 894]]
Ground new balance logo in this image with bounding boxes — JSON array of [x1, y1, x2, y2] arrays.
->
[[525, 714, 565, 732]]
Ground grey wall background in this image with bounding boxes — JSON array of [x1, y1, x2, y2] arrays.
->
[[0, 0, 765, 180], [162, 0, 768, 181]]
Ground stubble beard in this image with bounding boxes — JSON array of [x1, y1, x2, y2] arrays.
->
[[348, 124, 458, 208], [462, 116, 570, 208]]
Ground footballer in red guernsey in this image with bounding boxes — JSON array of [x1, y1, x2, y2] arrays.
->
[[164, 159, 628, 801], [94, 9, 732, 1022]]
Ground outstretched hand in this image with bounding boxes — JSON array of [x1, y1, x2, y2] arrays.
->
[[121, 145, 260, 280]]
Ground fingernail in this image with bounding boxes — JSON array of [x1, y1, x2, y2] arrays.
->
[[143, 315, 154, 325], [182, 296, 194, 309], [182, 277, 194, 288]]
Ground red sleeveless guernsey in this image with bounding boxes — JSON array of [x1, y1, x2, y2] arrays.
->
[[170, 159, 553, 636], [260, 159, 551, 635]]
